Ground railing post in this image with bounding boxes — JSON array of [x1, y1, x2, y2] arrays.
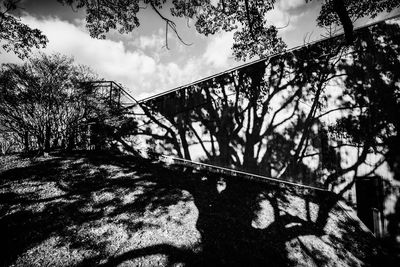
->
[[109, 81, 113, 105], [118, 83, 121, 107], [372, 208, 383, 238]]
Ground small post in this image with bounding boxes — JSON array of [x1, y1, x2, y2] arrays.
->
[[118, 84, 121, 107], [109, 81, 113, 105], [372, 208, 383, 238]]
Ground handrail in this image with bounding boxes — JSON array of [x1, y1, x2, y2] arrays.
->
[[81, 80, 138, 106], [143, 150, 329, 192]]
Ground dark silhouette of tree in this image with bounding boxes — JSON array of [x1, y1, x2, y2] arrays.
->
[[330, 21, 400, 183], [0, 0, 47, 59], [0, 53, 114, 154]]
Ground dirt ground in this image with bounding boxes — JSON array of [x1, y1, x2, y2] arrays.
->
[[0, 151, 390, 266]]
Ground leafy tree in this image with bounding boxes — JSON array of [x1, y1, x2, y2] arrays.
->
[[0, 53, 109, 154], [171, 0, 287, 60], [55, 0, 286, 60], [316, 0, 400, 43], [57, 0, 400, 60], [2, 0, 398, 61], [0, 0, 47, 59]]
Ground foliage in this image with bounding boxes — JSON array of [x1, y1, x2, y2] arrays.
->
[[318, 0, 400, 28], [0, 53, 113, 153], [2, 0, 399, 60], [316, 0, 400, 43], [0, 0, 47, 59], [56, 0, 286, 61], [58, 0, 400, 61], [172, 0, 286, 60]]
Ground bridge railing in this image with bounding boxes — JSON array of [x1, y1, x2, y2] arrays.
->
[[81, 81, 138, 109]]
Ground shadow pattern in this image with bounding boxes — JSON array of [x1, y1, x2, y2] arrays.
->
[[131, 20, 400, 192], [0, 152, 390, 266]]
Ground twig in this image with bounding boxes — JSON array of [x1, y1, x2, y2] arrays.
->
[[275, 16, 291, 30], [150, 1, 192, 49]]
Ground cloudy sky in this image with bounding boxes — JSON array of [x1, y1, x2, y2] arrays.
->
[[1, 0, 399, 100]]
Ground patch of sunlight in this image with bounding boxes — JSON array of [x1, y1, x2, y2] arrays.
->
[[12, 236, 91, 267], [285, 222, 302, 229], [122, 253, 169, 267], [285, 238, 317, 267], [80, 163, 94, 170], [283, 194, 319, 223], [122, 191, 138, 205], [99, 164, 121, 172], [298, 235, 364, 267], [78, 203, 102, 214], [110, 170, 139, 179], [13, 181, 66, 200], [13, 181, 46, 194], [75, 221, 131, 255], [88, 168, 99, 175], [72, 158, 86, 164], [252, 198, 275, 229], [91, 191, 115, 204], [322, 208, 346, 240], [59, 159, 75, 170]]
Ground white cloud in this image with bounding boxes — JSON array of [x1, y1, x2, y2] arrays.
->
[[267, 7, 293, 31], [267, 0, 308, 32], [0, 48, 23, 64], [277, 0, 306, 11], [2, 16, 213, 101], [203, 31, 234, 68], [138, 30, 165, 51], [387, 17, 400, 26]]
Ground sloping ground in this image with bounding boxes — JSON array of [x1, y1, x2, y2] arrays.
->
[[0, 152, 391, 266]]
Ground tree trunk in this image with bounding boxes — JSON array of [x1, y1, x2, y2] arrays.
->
[[333, 0, 354, 44], [178, 128, 191, 160], [243, 110, 262, 172], [67, 128, 76, 151], [37, 133, 44, 155], [24, 130, 30, 152], [44, 123, 51, 152], [243, 134, 256, 169], [217, 135, 230, 166]]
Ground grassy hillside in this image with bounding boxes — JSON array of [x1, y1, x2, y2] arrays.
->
[[0, 151, 388, 266]]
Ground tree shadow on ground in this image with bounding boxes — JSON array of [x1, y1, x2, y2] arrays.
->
[[0, 152, 190, 266], [93, 154, 382, 266], [0, 152, 387, 266]]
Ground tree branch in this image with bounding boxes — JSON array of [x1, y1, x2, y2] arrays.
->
[[244, 0, 255, 40], [332, 0, 354, 44], [150, 1, 192, 49]]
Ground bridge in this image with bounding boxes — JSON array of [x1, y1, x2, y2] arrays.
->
[[83, 17, 396, 194], [82, 80, 138, 108]]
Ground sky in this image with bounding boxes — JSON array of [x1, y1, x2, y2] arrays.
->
[[1, 0, 399, 101]]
